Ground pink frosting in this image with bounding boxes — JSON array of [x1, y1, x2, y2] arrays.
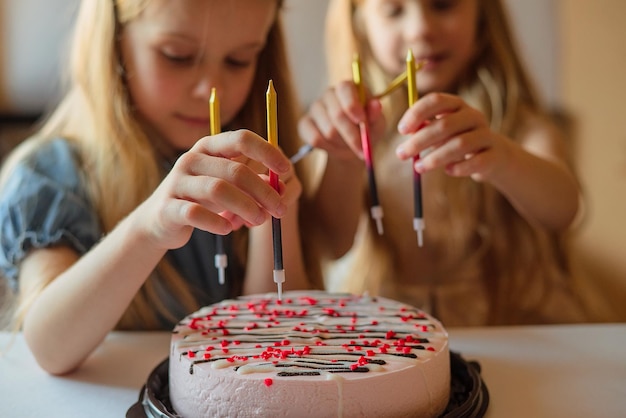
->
[[169, 291, 450, 417]]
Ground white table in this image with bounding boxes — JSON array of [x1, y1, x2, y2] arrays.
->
[[1, 324, 625, 417]]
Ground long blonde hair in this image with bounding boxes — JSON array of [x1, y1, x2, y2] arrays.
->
[[3, 0, 312, 330], [324, 0, 583, 324]]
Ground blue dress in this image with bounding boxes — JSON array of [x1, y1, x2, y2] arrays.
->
[[0, 138, 243, 327]]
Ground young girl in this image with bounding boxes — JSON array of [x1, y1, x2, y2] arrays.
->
[[0, 0, 315, 374], [298, 0, 587, 326]]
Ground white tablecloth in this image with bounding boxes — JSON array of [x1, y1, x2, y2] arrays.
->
[[1, 324, 625, 417]]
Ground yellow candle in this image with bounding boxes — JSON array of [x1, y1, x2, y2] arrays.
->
[[351, 53, 366, 107], [406, 49, 418, 106], [266, 80, 278, 148], [209, 87, 220, 136]]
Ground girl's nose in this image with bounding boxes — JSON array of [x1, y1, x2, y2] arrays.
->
[[192, 77, 213, 101], [404, 6, 433, 42], [192, 70, 221, 101]]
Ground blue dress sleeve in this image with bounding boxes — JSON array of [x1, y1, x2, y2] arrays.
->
[[0, 139, 101, 290]]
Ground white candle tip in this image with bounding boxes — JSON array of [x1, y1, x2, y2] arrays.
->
[[413, 218, 425, 247], [215, 254, 228, 284], [371, 205, 384, 235]]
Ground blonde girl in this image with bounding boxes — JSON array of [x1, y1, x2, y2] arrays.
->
[[298, 0, 586, 326], [0, 0, 314, 374]]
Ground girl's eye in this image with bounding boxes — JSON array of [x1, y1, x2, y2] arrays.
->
[[381, 3, 403, 18], [431, 0, 456, 12], [226, 57, 255, 69], [157, 44, 196, 64], [161, 49, 195, 65]]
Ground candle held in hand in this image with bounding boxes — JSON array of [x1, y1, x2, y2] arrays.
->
[[406, 49, 425, 247], [266, 80, 285, 300], [209, 88, 228, 284], [352, 53, 384, 235]]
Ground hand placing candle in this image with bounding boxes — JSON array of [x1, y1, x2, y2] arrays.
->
[[209, 88, 228, 284], [406, 49, 425, 247], [266, 80, 285, 300], [289, 144, 313, 164], [352, 53, 384, 235]]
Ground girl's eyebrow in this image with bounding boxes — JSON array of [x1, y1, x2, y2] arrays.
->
[[236, 42, 265, 52], [158, 31, 265, 52], [157, 31, 200, 43]]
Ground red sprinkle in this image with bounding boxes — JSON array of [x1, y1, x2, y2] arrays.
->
[[264, 378, 273, 387]]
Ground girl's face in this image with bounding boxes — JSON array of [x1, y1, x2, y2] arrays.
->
[[360, 0, 479, 93], [120, 0, 277, 154]]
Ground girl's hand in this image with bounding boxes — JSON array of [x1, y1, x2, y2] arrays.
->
[[298, 80, 385, 160], [222, 161, 302, 230], [137, 130, 293, 250], [396, 92, 512, 183]]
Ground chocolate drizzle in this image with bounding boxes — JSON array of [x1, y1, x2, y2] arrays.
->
[[172, 292, 447, 379]]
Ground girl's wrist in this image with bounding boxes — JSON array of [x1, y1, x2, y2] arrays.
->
[[119, 207, 168, 257]]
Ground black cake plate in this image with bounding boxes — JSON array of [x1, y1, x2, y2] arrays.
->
[[127, 351, 489, 418]]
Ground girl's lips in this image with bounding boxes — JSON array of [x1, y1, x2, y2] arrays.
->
[[417, 54, 445, 70], [177, 114, 210, 127]]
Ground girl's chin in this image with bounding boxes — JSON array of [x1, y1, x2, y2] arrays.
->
[[416, 73, 454, 95], [173, 126, 211, 143], [160, 135, 203, 155]]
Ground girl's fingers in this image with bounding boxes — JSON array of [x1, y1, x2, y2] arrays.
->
[[161, 199, 233, 239], [275, 174, 302, 207], [173, 150, 287, 219], [396, 102, 483, 160], [306, 98, 356, 151], [306, 86, 364, 157], [416, 130, 490, 173], [398, 92, 464, 135], [324, 89, 365, 157], [173, 174, 270, 223], [366, 99, 386, 140], [334, 80, 367, 124], [216, 173, 301, 230], [445, 149, 492, 180], [217, 212, 247, 231], [194, 130, 291, 177]]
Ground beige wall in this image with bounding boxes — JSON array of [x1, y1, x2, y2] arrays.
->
[[0, 0, 77, 114], [560, 0, 626, 320]]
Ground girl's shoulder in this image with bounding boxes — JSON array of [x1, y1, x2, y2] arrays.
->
[[0, 137, 100, 285], [9, 137, 84, 189]]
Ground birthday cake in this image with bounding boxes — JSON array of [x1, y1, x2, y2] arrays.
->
[[169, 291, 450, 417]]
